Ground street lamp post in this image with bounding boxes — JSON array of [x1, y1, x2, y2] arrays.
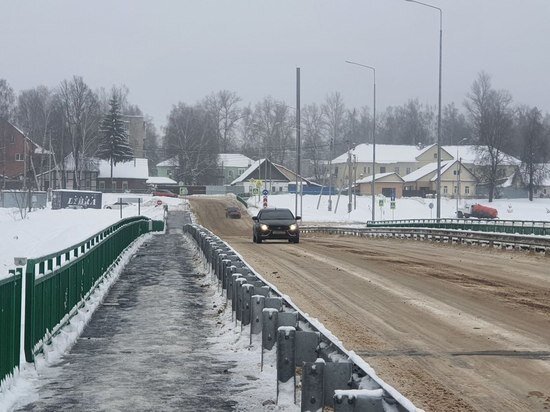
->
[[405, 0, 442, 219], [345, 60, 376, 222]]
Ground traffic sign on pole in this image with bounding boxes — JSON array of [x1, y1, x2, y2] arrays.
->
[[262, 189, 269, 196]]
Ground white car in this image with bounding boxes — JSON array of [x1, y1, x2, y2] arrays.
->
[[104, 201, 133, 209]]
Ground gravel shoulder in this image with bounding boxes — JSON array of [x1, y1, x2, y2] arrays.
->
[[189, 196, 550, 412]]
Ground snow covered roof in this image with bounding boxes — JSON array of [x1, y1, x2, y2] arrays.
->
[[443, 145, 521, 165], [157, 153, 254, 168], [98, 158, 149, 179], [356, 172, 403, 184], [156, 157, 179, 167], [402, 160, 453, 182], [332, 144, 426, 164], [218, 153, 254, 168], [146, 176, 177, 185], [230, 159, 267, 185]]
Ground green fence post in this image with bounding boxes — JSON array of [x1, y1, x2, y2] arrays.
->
[[24, 259, 36, 362]]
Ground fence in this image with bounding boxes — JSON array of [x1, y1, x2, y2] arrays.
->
[[0, 270, 22, 389], [0, 216, 164, 387], [184, 223, 416, 411], [367, 218, 550, 236]]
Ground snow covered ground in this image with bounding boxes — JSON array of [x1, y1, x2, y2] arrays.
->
[[248, 194, 550, 223], [0, 194, 182, 281]]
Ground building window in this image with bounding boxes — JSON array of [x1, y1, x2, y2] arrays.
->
[[279, 187, 282, 192], [363, 167, 367, 174], [10, 135, 15, 144], [122, 181, 129, 191], [228, 170, 233, 177], [380, 167, 386, 173], [443, 186, 448, 194], [454, 186, 457, 194], [453, 170, 457, 175], [406, 167, 411, 174], [99, 181, 105, 190], [112, 181, 117, 191], [15, 153, 23, 161], [465, 186, 470, 194], [394, 167, 399, 174], [367, 167, 371, 174], [434, 153, 437, 158]]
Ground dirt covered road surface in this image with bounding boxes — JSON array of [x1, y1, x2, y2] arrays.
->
[[188, 196, 550, 412]]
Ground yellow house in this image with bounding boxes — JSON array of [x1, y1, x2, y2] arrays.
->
[[403, 160, 477, 198], [356, 172, 404, 197]]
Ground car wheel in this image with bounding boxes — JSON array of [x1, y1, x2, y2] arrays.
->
[[294, 238, 300, 244]]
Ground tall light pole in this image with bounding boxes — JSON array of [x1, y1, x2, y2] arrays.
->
[[345, 60, 376, 222], [405, 0, 442, 219], [295, 67, 301, 218]]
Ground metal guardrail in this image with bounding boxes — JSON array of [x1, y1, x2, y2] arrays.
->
[[301, 226, 550, 253], [367, 218, 550, 236], [184, 223, 417, 411], [24, 216, 164, 362]]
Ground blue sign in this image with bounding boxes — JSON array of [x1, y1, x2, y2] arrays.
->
[[262, 189, 269, 196]]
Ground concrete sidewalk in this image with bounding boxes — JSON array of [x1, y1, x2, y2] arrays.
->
[[19, 211, 238, 411]]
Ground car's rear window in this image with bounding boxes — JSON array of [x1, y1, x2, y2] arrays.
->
[[227, 207, 239, 212], [260, 209, 294, 220]]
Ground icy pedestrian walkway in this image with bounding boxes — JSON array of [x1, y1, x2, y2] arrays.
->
[[18, 211, 238, 411]]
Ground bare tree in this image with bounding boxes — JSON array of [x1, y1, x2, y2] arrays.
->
[[465, 72, 514, 201], [205, 90, 242, 153], [322, 92, 346, 156], [517, 106, 549, 201], [58, 76, 100, 189], [378, 99, 435, 146], [0, 79, 15, 121], [164, 103, 219, 185], [441, 102, 472, 145], [302, 103, 327, 181]]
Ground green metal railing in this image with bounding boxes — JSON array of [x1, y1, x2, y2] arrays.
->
[[23, 216, 163, 362], [367, 218, 550, 236], [0, 269, 22, 386]]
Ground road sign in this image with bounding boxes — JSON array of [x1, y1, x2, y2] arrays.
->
[[390, 201, 396, 209], [256, 180, 263, 189], [378, 199, 384, 207], [156, 200, 163, 206], [252, 188, 259, 195], [429, 202, 434, 209], [262, 189, 269, 196]]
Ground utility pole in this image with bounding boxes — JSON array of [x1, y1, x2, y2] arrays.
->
[[347, 142, 352, 214], [295, 67, 301, 218], [353, 155, 357, 210], [328, 138, 334, 211]]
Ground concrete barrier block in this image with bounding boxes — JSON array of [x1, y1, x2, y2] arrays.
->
[[241, 284, 254, 327], [250, 295, 265, 339], [265, 297, 283, 312], [278, 311, 298, 329]]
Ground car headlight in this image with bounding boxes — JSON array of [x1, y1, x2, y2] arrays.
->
[[260, 224, 269, 231], [289, 224, 297, 231]]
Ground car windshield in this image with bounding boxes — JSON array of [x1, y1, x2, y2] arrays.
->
[[260, 209, 294, 220], [227, 207, 238, 212]]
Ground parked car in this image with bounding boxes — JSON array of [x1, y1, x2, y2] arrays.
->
[[225, 206, 242, 219], [104, 201, 132, 209], [153, 189, 178, 198], [252, 208, 300, 244]]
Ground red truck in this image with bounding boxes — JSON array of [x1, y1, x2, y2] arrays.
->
[[457, 204, 498, 219]]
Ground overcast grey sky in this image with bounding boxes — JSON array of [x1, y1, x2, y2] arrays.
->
[[1, 1, 549, 127]]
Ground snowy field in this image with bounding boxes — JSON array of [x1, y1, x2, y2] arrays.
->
[[0, 194, 183, 281], [248, 194, 550, 224]]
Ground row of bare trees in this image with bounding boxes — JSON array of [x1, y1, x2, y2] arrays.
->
[[2, 72, 549, 198], [0, 77, 160, 189]]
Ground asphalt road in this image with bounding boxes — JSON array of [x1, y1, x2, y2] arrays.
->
[[189, 196, 550, 412]]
